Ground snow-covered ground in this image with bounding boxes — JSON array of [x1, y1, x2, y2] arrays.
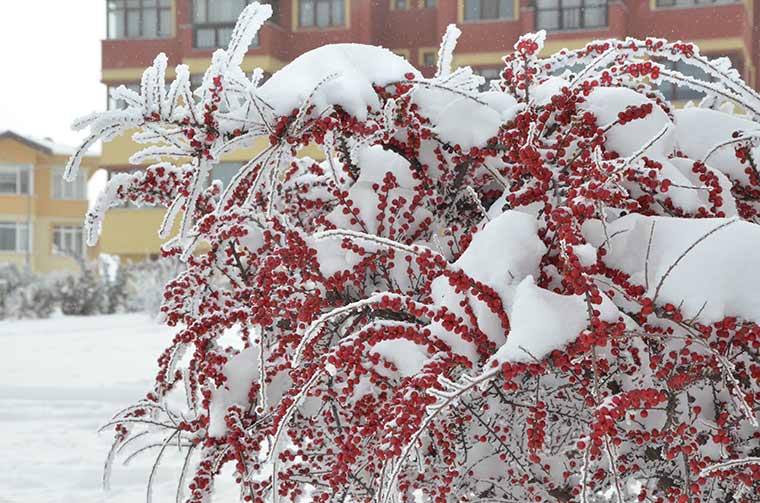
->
[[1, 314, 235, 503]]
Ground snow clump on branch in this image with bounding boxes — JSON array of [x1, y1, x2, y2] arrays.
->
[[68, 3, 760, 502]]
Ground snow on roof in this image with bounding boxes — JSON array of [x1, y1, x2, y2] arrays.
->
[[0, 130, 99, 158]]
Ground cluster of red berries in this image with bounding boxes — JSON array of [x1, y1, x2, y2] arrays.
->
[[98, 28, 760, 503]]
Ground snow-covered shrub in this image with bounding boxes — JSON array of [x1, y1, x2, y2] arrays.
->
[[68, 4, 760, 502], [56, 255, 106, 316], [0, 257, 173, 319], [91, 254, 181, 315], [0, 264, 29, 318], [0, 264, 57, 319], [13, 280, 58, 319], [56, 255, 177, 316], [100, 257, 129, 314], [121, 257, 182, 316]]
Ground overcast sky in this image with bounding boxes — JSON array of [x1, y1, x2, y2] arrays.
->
[[0, 2, 106, 147]]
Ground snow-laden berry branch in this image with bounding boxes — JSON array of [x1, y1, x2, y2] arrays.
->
[[66, 2, 760, 502]]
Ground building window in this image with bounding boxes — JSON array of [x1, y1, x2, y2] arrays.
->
[[535, 0, 607, 31], [423, 0, 437, 7], [299, 0, 346, 28], [474, 67, 502, 91], [107, 84, 141, 110], [107, 0, 173, 39], [422, 51, 436, 67], [188, 73, 271, 103], [549, 62, 586, 78], [463, 0, 515, 20], [655, 0, 738, 7], [212, 162, 244, 189], [193, 0, 278, 48], [0, 222, 30, 253], [52, 226, 85, 257], [189, 74, 206, 100], [52, 167, 88, 201], [0, 165, 32, 195], [394, 0, 410, 9], [657, 53, 743, 101]]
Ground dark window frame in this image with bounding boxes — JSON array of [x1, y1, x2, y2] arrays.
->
[[463, 0, 516, 21], [107, 83, 141, 110], [52, 225, 86, 258], [0, 222, 31, 253], [422, 51, 436, 66], [107, 0, 173, 40], [473, 66, 502, 91], [657, 52, 744, 101], [52, 167, 88, 201], [534, 0, 608, 31], [192, 0, 279, 49], [0, 165, 32, 196], [655, 0, 739, 8], [211, 162, 244, 190], [298, 0, 347, 28]]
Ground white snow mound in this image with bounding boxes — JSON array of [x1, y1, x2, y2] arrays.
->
[[581, 87, 673, 158], [209, 344, 260, 437], [257, 44, 420, 121], [584, 214, 760, 324], [429, 210, 547, 363], [494, 275, 588, 363]]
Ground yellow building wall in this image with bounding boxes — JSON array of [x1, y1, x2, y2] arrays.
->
[[0, 139, 36, 165], [100, 131, 143, 167], [0, 252, 26, 270], [98, 129, 325, 258], [100, 209, 170, 257], [0, 138, 99, 274], [100, 134, 294, 167], [34, 216, 101, 274]]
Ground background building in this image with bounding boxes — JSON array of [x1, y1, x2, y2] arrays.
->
[[0, 131, 99, 273], [100, 0, 757, 261]]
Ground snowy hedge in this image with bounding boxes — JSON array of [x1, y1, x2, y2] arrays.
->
[[0, 258, 179, 320], [68, 3, 760, 502], [0, 264, 57, 319]]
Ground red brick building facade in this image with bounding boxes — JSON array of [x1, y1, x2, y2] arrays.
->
[[98, 0, 756, 258], [103, 0, 756, 92]]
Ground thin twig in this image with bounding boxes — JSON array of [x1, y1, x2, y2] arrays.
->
[[652, 219, 737, 302]]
